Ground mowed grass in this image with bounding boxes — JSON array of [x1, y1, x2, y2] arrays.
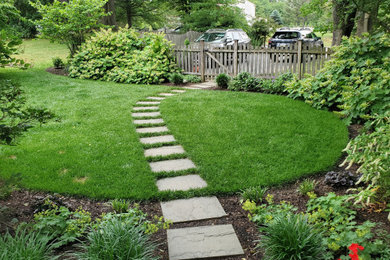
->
[[1, 40, 171, 199], [1, 39, 348, 200], [160, 91, 348, 193]]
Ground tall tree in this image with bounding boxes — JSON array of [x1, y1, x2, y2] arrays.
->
[[115, 0, 168, 29]]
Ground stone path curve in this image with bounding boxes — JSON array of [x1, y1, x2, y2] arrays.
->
[[132, 87, 244, 259]]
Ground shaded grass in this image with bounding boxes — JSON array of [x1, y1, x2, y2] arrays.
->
[[160, 91, 348, 194]]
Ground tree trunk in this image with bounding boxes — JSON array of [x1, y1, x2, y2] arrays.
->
[[332, 0, 344, 46], [102, 0, 117, 27], [356, 11, 367, 36], [126, 5, 133, 27], [367, 1, 380, 33]]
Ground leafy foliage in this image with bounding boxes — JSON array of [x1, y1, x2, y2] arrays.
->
[[169, 73, 184, 85], [324, 171, 359, 188], [76, 217, 157, 260], [0, 1, 28, 68], [297, 179, 317, 196], [110, 199, 130, 214], [33, 200, 92, 248], [181, 0, 248, 32], [69, 28, 179, 84], [0, 226, 57, 260], [215, 73, 230, 89], [341, 114, 390, 205], [228, 72, 261, 91], [270, 9, 283, 25], [240, 186, 268, 203], [0, 80, 55, 144], [52, 57, 64, 69], [248, 19, 271, 46], [31, 0, 109, 56], [183, 74, 201, 83], [286, 33, 390, 124], [260, 214, 326, 260]]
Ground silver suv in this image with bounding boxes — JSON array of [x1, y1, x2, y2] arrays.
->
[[268, 27, 323, 48], [195, 29, 251, 47]]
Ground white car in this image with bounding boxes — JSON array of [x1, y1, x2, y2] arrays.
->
[[195, 29, 251, 47]]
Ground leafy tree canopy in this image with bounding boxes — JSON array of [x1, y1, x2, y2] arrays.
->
[[31, 0, 109, 56]]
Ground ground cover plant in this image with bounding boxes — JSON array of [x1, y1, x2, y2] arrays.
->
[[69, 27, 179, 84]]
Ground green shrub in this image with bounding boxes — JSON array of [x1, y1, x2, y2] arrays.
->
[[297, 179, 317, 196], [76, 218, 157, 260], [216, 73, 230, 89], [0, 226, 57, 260], [341, 113, 390, 205], [183, 74, 201, 83], [240, 186, 268, 203], [52, 57, 65, 69], [33, 199, 92, 248], [260, 214, 326, 260], [286, 33, 390, 124], [228, 72, 261, 91], [69, 28, 179, 84], [169, 73, 184, 85], [0, 80, 55, 144], [110, 199, 130, 213]]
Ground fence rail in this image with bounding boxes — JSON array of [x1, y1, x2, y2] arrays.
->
[[173, 40, 332, 81]]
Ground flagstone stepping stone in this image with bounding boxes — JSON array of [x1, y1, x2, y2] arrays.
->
[[147, 96, 165, 100], [167, 224, 244, 260], [144, 145, 185, 157], [159, 93, 175, 96], [161, 196, 227, 223], [140, 135, 175, 145], [171, 90, 186, 93], [156, 175, 207, 191], [136, 126, 168, 134], [149, 158, 195, 173], [133, 106, 159, 111], [133, 118, 164, 125], [132, 112, 161, 117], [136, 101, 160, 105], [182, 87, 201, 90]]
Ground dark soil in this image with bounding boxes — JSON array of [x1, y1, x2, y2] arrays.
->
[[46, 67, 68, 76]]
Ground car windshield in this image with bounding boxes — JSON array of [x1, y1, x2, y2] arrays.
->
[[273, 31, 300, 39], [197, 32, 225, 42]]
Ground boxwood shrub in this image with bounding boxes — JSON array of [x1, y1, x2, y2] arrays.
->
[[69, 27, 179, 84]]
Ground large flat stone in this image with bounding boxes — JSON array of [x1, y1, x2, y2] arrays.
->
[[132, 112, 161, 118], [144, 145, 185, 157], [136, 101, 160, 105], [167, 224, 244, 260], [133, 106, 159, 111], [159, 93, 175, 96], [161, 196, 226, 223], [147, 96, 165, 100], [133, 118, 164, 125], [136, 126, 168, 134], [171, 90, 186, 93], [150, 158, 195, 173], [140, 135, 175, 145], [156, 174, 207, 191]]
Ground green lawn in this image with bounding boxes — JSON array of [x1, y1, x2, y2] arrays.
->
[[0, 39, 348, 200]]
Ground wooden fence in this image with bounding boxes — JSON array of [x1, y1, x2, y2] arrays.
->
[[173, 40, 332, 81]]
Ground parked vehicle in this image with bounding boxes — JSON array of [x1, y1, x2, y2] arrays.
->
[[268, 27, 323, 48], [195, 29, 251, 47]]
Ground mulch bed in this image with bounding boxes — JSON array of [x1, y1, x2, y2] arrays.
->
[[46, 67, 68, 76]]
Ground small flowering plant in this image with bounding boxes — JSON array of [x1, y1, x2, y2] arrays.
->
[[338, 243, 364, 260]]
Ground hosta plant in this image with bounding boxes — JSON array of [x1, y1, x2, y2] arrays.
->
[[69, 27, 179, 84]]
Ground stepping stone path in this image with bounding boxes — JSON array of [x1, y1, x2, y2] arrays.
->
[[131, 87, 244, 259]]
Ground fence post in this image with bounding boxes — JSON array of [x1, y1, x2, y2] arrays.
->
[[233, 40, 238, 76], [200, 40, 205, 82], [297, 40, 303, 80]]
